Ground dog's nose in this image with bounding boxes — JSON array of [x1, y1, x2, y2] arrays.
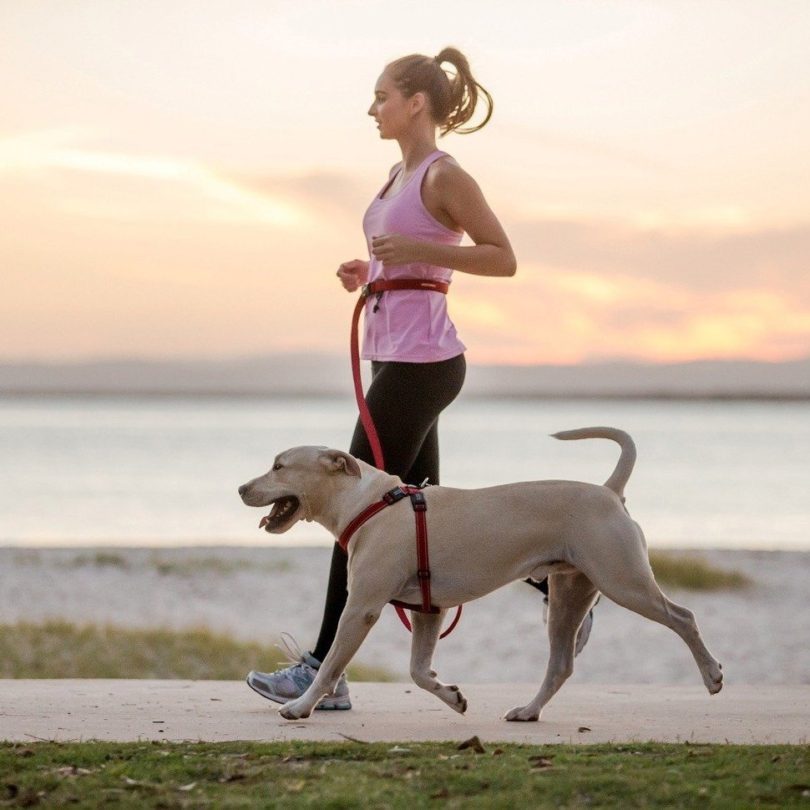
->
[[238, 484, 249, 497]]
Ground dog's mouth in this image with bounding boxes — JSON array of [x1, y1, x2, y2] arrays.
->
[[258, 496, 301, 533]]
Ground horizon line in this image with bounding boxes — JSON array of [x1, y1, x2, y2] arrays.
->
[[1, 353, 809, 368]]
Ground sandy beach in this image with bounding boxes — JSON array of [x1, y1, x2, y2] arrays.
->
[[1, 547, 807, 686]]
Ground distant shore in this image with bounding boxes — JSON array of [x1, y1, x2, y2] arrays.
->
[[2, 353, 809, 399], [2, 389, 810, 401]]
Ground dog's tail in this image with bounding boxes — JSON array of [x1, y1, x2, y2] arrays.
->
[[551, 427, 636, 501]]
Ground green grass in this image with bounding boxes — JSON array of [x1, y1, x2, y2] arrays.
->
[[649, 551, 751, 591], [0, 741, 807, 808], [0, 622, 393, 682], [14, 551, 293, 576], [67, 551, 132, 569], [56, 550, 293, 577], [146, 555, 292, 577]]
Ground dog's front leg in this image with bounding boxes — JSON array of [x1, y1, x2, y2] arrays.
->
[[279, 596, 387, 721], [410, 611, 467, 714]]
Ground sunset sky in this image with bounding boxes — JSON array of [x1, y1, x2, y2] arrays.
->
[[2, 0, 809, 365]]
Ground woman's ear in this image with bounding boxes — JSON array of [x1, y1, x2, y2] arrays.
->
[[409, 91, 427, 117]]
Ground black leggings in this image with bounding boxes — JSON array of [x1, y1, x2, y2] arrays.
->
[[311, 353, 466, 662]]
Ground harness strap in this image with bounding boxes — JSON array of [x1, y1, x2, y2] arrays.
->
[[350, 278, 449, 470], [337, 485, 462, 639], [408, 489, 431, 613], [337, 485, 410, 553], [390, 602, 463, 639]]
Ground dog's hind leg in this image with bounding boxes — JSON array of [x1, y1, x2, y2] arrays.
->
[[583, 525, 723, 695], [505, 571, 598, 722], [409, 611, 467, 714]]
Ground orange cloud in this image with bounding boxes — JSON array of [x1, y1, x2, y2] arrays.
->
[[2, 139, 808, 364], [453, 263, 809, 364]]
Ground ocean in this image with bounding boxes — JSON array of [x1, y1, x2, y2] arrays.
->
[[0, 395, 808, 549]]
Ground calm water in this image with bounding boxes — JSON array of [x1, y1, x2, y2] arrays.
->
[[0, 395, 808, 549]]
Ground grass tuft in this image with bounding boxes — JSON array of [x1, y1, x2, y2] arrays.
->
[[147, 554, 292, 576], [69, 551, 130, 569], [0, 622, 394, 681], [649, 551, 751, 591]]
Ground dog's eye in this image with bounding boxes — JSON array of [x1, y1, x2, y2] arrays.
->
[[272, 462, 283, 471]]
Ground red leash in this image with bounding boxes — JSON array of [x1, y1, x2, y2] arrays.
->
[[350, 278, 449, 470], [349, 278, 461, 639]]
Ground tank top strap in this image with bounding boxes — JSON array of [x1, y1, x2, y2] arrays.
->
[[395, 149, 448, 209], [412, 150, 448, 185]]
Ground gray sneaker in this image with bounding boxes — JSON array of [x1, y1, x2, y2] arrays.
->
[[245, 633, 351, 710]]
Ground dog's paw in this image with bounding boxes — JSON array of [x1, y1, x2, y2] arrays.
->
[[504, 705, 540, 722], [435, 684, 467, 714], [450, 688, 468, 715], [279, 699, 312, 720], [706, 665, 723, 695]]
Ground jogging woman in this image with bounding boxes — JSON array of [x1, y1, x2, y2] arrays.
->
[[246, 47, 592, 709]]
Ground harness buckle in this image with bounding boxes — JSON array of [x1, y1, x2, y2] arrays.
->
[[409, 491, 427, 512], [383, 486, 407, 505], [417, 568, 431, 580]]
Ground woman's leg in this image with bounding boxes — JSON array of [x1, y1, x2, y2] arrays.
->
[[311, 354, 465, 662]]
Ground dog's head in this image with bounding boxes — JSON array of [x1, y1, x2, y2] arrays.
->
[[238, 446, 362, 533]]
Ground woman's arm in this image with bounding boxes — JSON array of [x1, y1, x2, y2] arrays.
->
[[370, 159, 517, 277]]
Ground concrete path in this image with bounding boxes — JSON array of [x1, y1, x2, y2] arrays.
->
[[1, 681, 807, 745]]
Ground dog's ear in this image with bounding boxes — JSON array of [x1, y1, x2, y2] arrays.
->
[[319, 450, 362, 478]]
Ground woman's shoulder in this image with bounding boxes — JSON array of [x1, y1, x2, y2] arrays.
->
[[424, 154, 477, 194]]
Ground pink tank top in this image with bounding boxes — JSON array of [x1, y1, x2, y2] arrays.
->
[[361, 150, 467, 362]]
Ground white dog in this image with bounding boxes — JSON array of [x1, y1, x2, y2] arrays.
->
[[239, 427, 723, 721]]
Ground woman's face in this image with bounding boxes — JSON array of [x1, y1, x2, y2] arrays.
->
[[367, 71, 415, 139]]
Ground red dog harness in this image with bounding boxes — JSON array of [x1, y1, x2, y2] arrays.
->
[[348, 279, 462, 638], [338, 485, 462, 640]]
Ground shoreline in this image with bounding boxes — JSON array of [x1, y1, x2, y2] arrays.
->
[[3, 389, 810, 401], [4, 543, 810, 552]]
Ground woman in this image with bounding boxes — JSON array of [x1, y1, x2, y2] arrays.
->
[[247, 47, 589, 709]]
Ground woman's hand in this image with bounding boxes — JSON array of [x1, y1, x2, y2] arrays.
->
[[336, 260, 369, 292], [370, 234, 424, 267]]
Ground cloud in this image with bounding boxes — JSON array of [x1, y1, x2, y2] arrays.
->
[[507, 217, 809, 300], [0, 130, 305, 227], [454, 258, 810, 364], [221, 169, 373, 225], [3, 137, 808, 364]]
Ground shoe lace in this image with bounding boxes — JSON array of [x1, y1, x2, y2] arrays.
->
[[272, 632, 310, 672]]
